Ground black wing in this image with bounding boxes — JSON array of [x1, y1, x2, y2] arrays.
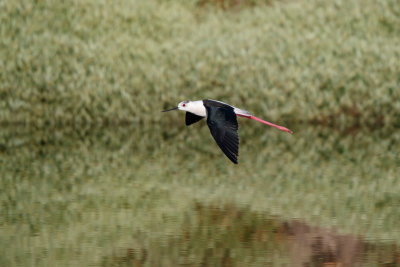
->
[[203, 100, 239, 164], [186, 112, 204, 126]]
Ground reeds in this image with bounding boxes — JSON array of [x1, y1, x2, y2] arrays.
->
[[0, 0, 399, 128]]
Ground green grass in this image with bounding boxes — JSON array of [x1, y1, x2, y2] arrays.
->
[[0, 0, 399, 128]]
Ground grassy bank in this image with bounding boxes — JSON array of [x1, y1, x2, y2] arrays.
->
[[1, 0, 399, 128]]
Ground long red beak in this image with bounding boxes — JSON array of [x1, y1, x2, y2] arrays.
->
[[237, 115, 293, 134]]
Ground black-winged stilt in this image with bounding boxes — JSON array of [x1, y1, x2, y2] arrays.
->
[[162, 99, 293, 164]]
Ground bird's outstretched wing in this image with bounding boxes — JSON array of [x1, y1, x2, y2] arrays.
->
[[203, 100, 239, 164], [186, 112, 204, 126]]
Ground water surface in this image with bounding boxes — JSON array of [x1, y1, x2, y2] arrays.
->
[[0, 125, 399, 266]]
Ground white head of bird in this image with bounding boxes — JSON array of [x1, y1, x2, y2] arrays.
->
[[177, 101, 207, 117], [162, 99, 293, 164], [177, 101, 189, 110]]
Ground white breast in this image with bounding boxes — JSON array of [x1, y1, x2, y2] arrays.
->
[[188, 100, 207, 117]]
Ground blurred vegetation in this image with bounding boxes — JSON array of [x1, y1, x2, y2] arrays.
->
[[0, 125, 399, 265], [0, 0, 399, 128], [196, 0, 273, 10]]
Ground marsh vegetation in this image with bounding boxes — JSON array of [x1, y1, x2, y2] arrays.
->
[[1, 0, 399, 128]]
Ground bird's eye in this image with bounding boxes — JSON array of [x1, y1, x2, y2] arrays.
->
[[182, 104, 186, 107]]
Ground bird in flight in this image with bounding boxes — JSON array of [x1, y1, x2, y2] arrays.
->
[[162, 99, 293, 164]]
